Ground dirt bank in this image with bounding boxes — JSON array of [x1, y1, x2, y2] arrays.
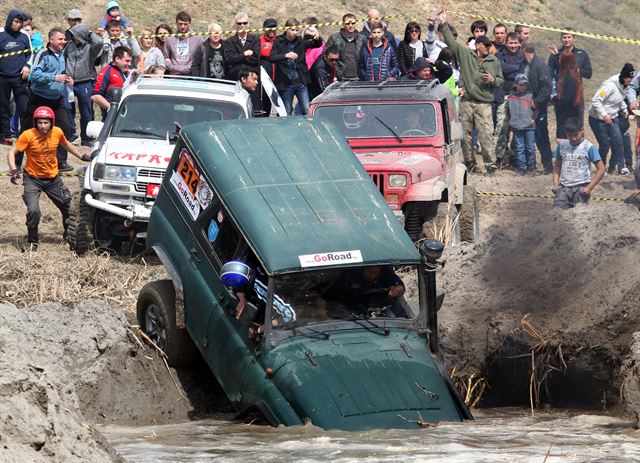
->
[[0, 301, 229, 463], [439, 196, 640, 410]]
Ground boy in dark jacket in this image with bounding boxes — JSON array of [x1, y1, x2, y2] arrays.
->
[[358, 22, 399, 81], [0, 10, 31, 145], [270, 18, 321, 115], [507, 73, 536, 173]]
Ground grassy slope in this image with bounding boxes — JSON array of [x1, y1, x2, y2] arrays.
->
[[1, 0, 638, 131]]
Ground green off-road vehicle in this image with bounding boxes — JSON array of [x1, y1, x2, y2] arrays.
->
[[137, 117, 472, 430]]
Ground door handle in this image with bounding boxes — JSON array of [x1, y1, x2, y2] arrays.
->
[[190, 248, 201, 263]]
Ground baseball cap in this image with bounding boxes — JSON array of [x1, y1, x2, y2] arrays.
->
[[67, 9, 83, 20], [514, 73, 529, 85]]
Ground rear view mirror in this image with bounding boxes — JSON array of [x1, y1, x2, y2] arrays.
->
[[86, 121, 104, 139]]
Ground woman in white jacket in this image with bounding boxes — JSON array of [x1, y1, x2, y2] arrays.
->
[[588, 63, 635, 175]]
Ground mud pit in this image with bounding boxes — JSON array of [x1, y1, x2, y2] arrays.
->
[[0, 147, 639, 461]]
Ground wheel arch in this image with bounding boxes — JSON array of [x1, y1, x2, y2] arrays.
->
[[151, 244, 186, 329]]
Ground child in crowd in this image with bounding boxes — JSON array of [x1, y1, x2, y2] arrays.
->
[[359, 21, 399, 81], [100, 1, 130, 30], [507, 73, 536, 174], [552, 117, 605, 209]]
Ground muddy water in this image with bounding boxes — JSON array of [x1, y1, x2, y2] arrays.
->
[[103, 408, 640, 462]]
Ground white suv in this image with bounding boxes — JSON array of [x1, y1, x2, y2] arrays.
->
[[67, 75, 252, 254]]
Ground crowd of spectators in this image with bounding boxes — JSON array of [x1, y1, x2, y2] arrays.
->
[[0, 3, 637, 185]]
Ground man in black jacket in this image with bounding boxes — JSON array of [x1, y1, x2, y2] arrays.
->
[[270, 18, 321, 115], [522, 43, 553, 173], [223, 12, 261, 113], [547, 30, 592, 81], [308, 46, 340, 100]]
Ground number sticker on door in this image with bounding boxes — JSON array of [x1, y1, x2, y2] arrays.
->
[[170, 148, 205, 220], [177, 151, 200, 196]]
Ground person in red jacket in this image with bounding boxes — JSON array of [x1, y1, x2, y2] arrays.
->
[[260, 18, 277, 116], [91, 46, 131, 119]]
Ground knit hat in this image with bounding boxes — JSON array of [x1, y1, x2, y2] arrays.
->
[[620, 63, 636, 79], [263, 18, 277, 29]]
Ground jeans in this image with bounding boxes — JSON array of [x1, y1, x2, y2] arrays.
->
[[534, 105, 553, 169], [588, 115, 624, 171], [281, 82, 310, 116], [71, 80, 95, 143], [513, 129, 536, 171]]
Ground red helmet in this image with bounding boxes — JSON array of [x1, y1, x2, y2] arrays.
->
[[33, 106, 55, 125]]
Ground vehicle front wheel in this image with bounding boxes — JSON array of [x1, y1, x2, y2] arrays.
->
[[136, 280, 196, 367], [459, 185, 480, 242], [67, 191, 95, 255]]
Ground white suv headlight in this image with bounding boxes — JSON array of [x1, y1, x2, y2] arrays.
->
[[388, 174, 407, 188], [97, 164, 137, 182]]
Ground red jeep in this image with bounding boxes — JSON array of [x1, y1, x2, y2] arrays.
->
[[309, 80, 479, 243]]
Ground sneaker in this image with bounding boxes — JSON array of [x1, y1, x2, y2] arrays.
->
[[542, 166, 553, 175], [607, 165, 616, 175], [517, 169, 527, 176], [465, 162, 478, 173], [619, 167, 631, 176], [58, 162, 74, 173]]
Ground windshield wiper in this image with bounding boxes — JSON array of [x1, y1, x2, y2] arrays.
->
[[120, 128, 165, 139], [293, 325, 330, 340], [374, 116, 403, 142]]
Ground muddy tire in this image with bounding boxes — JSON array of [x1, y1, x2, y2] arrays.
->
[[404, 202, 424, 241], [137, 280, 196, 368], [422, 203, 460, 246], [459, 185, 480, 242], [67, 191, 94, 255]]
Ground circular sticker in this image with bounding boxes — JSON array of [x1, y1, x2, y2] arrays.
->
[[197, 180, 212, 209], [217, 210, 224, 223]]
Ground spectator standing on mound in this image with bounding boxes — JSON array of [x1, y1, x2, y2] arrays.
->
[[588, 63, 635, 175], [270, 18, 321, 115], [521, 42, 553, 174], [358, 21, 399, 81], [308, 46, 341, 100], [326, 13, 366, 80], [7, 106, 91, 252], [99, 1, 130, 31], [547, 30, 592, 82], [507, 73, 536, 174], [553, 51, 584, 141], [438, 9, 503, 176], [164, 11, 204, 76], [552, 117, 605, 209], [64, 23, 103, 147], [191, 23, 225, 79], [360, 8, 398, 54], [0, 10, 31, 146], [27, 27, 74, 172], [397, 21, 427, 77], [100, 20, 140, 69]]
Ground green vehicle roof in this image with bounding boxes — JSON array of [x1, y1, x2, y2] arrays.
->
[[179, 117, 421, 274]]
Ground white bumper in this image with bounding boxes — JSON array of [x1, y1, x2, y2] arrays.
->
[[84, 193, 153, 221]]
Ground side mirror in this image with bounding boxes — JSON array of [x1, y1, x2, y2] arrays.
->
[[419, 239, 444, 265], [86, 121, 104, 139], [107, 86, 122, 104]]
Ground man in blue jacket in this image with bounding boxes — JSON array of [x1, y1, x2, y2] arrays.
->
[[0, 10, 31, 146], [26, 27, 74, 172]]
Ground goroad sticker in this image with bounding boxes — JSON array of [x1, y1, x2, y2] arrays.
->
[[298, 250, 363, 267]]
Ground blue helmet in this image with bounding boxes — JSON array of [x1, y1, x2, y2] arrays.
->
[[220, 260, 255, 291]]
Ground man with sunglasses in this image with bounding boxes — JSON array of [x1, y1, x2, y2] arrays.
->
[[308, 46, 341, 100], [223, 12, 262, 113], [326, 13, 366, 80]]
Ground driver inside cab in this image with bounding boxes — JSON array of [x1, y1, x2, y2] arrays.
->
[[323, 266, 406, 317]]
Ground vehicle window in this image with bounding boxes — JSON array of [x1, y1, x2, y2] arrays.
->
[[314, 103, 437, 139], [203, 203, 244, 266], [267, 265, 419, 331], [112, 95, 246, 139]]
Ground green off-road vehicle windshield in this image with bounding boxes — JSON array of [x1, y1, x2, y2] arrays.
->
[[112, 94, 246, 140], [313, 103, 437, 140], [265, 265, 420, 335]]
